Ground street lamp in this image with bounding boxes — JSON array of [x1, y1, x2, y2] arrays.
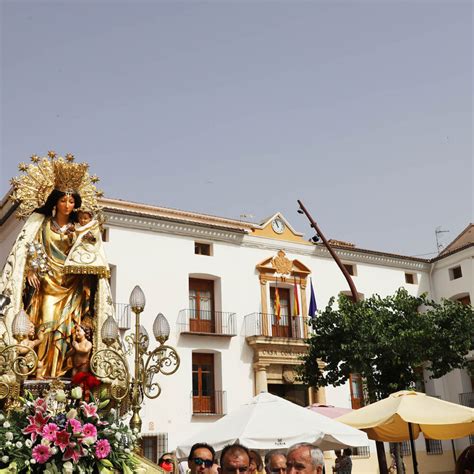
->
[[126, 285, 180, 432]]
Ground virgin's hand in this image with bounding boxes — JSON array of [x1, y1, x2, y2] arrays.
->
[[27, 270, 41, 290]]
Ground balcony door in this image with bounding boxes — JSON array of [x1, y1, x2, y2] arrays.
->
[[192, 353, 215, 414], [189, 278, 214, 333], [270, 287, 291, 337]]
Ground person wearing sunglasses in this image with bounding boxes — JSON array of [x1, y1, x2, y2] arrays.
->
[[188, 443, 216, 474], [159, 453, 176, 472]]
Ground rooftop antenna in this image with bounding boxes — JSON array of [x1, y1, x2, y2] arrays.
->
[[435, 226, 450, 253]]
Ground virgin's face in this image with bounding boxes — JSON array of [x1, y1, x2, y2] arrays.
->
[[56, 195, 76, 218]]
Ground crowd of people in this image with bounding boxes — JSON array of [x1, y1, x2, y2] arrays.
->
[[157, 442, 351, 474]]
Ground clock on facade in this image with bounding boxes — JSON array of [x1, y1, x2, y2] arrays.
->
[[271, 218, 285, 234]]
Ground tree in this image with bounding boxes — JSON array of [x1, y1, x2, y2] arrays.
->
[[300, 288, 474, 402]]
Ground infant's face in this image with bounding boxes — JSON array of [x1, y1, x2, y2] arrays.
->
[[78, 212, 92, 226]]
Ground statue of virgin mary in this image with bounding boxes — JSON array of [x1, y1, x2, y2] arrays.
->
[[0, 152, 115, 379]]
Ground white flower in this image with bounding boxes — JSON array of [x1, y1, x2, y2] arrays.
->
[[1, 456, 8, 463], [51, 447, 58, 455], [5, 441, 12, 447], [25, 460, 30, 466], [125, 448, 130, 454], [133, 428, 139, 434], [16, 441, 23, 448], [115, 432, 122, 441], [63, 461, 74, 474], [30, 459, 37, 464], [3, 421, 10, 428], [111, 423, 117, 429], [41, 438, 51, 446], [25, 439, 32, 448], [5, 432, 13, 441], [55, 389, 66, 402], [71, 386, 82, 399], [66, 408, 77, 419], [0, 414, 4, 421], [82, 437, 95, 446]]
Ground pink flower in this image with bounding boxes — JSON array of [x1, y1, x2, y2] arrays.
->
[[32, 444, 52, 464], [33, 398, 47, 413], [81, 402, 98, 419], [23, 411, 50, 442], [55, 430, 71, 451], [42, 423, 59, 441], [95, 439, 111, 459], [63, 443, 84, 462], [68, 418, 82, 434], [82, 423, 97, 439]]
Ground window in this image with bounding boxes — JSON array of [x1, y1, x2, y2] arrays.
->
[[192, 353, 218, 414], [349, 373, 364, 409], [390, 441, 411, 457], [457, 295, 471, 305], [449, 266, 463, 280], [405, 273, 417, 284], [352, 446, 370, 458], [195, 242, 212, 256], [270, 287, 294, 337], [140, 433, 168, 464], [425, 439, 443, 455], [189, 278, 215, 333], [101, 227, 109, 242], [343, 264, 357, 276]]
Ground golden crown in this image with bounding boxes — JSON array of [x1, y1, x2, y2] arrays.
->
[[10, 151, 104, 219]]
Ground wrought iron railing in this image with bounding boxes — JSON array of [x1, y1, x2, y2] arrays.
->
[[244, 312, 309, 339], [114, 302, 131, 330], [459, 391, 474, 408], [177, 309, 236, 336], [191, 390, 227, 415]]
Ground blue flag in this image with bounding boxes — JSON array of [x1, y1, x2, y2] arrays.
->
[[308, 278, 317, 319]]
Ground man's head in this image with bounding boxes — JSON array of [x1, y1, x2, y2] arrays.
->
[[219, 444, 251, 474], [188, 443, 216, 474], [286, 443, 324, 474], [264, 451, 287, 474]]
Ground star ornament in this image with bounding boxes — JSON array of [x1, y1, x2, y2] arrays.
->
[[30, 155, 40, 163], [47, 150, 57, 159], [65, 153, 75, 162]]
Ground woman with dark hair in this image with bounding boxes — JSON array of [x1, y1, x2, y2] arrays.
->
[[455, 445, 474, 474], [0, 153, 112, 379]]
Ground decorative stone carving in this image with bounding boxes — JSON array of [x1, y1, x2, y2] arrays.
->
[[282, 366, 296, 384], [272, 250, 293, 275]]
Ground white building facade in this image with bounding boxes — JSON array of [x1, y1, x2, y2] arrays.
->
[[0, 194, 472, 473]]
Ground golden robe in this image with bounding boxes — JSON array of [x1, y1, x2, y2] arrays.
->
[[0, 214, 114, 379]]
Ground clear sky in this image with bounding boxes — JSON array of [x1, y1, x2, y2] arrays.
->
[[1, 0, 472, 257]]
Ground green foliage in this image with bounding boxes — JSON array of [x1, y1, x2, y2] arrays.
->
[[299, 288, 474, 401]]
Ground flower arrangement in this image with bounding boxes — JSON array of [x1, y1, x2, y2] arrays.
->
[[0, 386, 139, 474]]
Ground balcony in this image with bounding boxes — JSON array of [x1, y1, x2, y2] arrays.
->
[[114, 303, 131, 330], [191, 390, 226, 415], [459, 391, 474, 408], [244, 312, 309, 339], [177, 309, 236, 336]]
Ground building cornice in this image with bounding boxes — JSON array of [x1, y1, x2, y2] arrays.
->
[[105, 209, 246, 244], [242, 237, 431, 271]]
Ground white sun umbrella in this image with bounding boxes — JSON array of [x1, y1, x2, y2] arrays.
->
[[176, 392, 368, 459]]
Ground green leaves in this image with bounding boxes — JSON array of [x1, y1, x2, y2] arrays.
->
[[300, 288, 474, 401]]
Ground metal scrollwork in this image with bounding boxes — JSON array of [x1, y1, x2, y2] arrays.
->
[[90, 348, 130, 401], [143, 344, 180, 399], [0, 344, 38, 377]]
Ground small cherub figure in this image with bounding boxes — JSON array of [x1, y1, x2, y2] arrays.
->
[[18, 324, 45, 379], [67, 324, 93, 376], [76, 210, 97, 243]]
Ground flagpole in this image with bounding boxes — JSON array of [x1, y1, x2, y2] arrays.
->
[[297, 199, 389, 474]]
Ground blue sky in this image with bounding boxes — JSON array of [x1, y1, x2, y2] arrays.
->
[[1, 0, 472, 256]]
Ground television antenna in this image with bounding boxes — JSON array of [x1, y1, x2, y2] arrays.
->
[[435, 226, 450, 253]]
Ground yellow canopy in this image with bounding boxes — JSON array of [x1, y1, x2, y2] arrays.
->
[[336, 390, 474, 442]]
